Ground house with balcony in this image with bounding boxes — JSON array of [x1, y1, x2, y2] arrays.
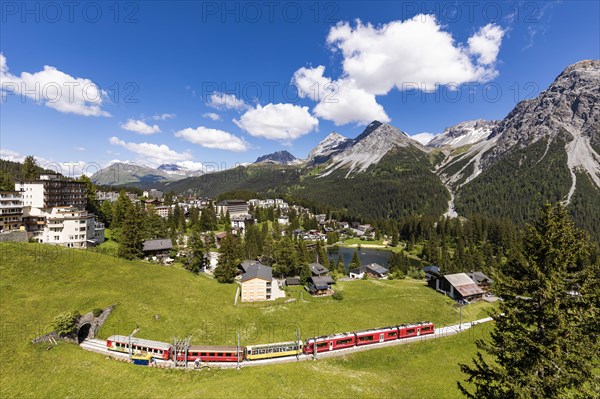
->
[[15, 174, 87, 209], [0, 191, 23, 232], [28, 206, 104, 248], [240, 263, 285, 302]]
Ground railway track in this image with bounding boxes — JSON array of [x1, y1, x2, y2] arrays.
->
[[80, 317, 493, 369]]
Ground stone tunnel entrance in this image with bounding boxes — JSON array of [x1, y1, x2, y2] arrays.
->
[[77, 323, 92, 344]]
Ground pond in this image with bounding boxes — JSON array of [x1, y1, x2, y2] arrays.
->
[[327, 247, 392, 268], [327, 246, 424, 271]]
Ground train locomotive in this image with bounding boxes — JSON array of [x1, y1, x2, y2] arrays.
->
[[106, 321, 434, 363]]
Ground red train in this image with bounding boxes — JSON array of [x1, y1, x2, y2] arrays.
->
[[106, 321, 434, 363], [303, 322, 435, 355]]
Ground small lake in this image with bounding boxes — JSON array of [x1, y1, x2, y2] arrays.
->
[[327, 247, 392, 269]]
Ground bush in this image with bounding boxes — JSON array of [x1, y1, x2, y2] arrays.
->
[[332, 290, 344, 300], [407, 267, 426, 279], [92, 308, 103, 317], [52, 311, 81, 336]]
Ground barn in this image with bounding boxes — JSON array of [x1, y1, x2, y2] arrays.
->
[[429, 273, 484, 302]]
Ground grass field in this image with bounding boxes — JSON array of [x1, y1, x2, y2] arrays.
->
[[0, 242, 494, 398]]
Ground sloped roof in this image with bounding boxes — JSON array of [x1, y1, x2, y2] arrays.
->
[[467, 271, 493, 284], [444, 273, 484, 297], [366, 263, 388, 275], [309, 263, 329, 275], [142, 239, 173, 252], [240, 260, 262, 273], [309, 276, 332, 290], [241, 264, 272, 282]]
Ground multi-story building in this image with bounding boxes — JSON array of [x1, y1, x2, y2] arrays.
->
[[27, 206, 104, 248], [239, 263, 285, 302], [216, 200, 248, 216], [16, 174, 86, 209], [0, 191, 23, 231]]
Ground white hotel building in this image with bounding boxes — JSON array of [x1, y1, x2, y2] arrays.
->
[[27, 206, 105, 248]]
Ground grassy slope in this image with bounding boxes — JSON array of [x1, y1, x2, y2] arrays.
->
[[0, 243, 493, 398]]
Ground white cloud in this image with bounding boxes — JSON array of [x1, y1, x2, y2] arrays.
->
[[326, 17, 505, 93], [151, 113, 176, 120], [206, 92, 249, 111], [410, 132, 436, 145], [0, 148, 25, 162], [0, 148, 98, 177], [293, 67, 389, 125], [234, 103, 319, 141], [120, 119, 161, 135], [203, 112, 221, 121], [74, 146, 86, 151], [292, 16, 505, 125], [174, 126, 248, 152], [0, 53, 110, 117], [468, 24, 505, 65], [109, 137, 192, 166]]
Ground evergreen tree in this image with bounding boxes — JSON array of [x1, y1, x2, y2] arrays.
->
[[117, 201, 143, 260], [349, 250, 361, 272], [111, 190, 130, 229], [272, 237, 298, 277], [98, 199, 114, 227], [214, 233, 241, 283], [459, 204, 599, 399], [316, 241, 330, 270], [78, 175, 98, 215], [142, 205, 165, 239], [21, 155, 39, 179], [336, 255, 345, 274], [199, 203, 217, 232], [0, 170, 15, 191], [185, 226, 206, 273]]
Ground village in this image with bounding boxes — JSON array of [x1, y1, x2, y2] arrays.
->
[[1, 174, 495, 307]]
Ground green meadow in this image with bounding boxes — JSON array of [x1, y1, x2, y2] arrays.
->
[[0, 243, 494, 398]]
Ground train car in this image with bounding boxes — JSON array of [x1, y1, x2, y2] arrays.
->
[[397, 321, 435, 339], [175, 346, 244, 363], [354, 326, 399, 346], [303, 332, 356, 354], [245, 340, 303, 361], [131, 353, 153, 366], [106, 335, 172, 360]]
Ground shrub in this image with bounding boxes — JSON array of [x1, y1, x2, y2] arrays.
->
[[332, 290, 344, 300], [92, 308, 103, 317], [52, 311, 81, 336]]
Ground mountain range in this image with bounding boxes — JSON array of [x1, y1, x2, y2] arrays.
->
[[91, 60, 600, 240]]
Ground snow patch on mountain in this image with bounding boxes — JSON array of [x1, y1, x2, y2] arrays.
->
[[321, 123, 414, 177], [307, 132, 351, 162], [428, 120, 497, 148]]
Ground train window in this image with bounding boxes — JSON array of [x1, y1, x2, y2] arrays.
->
[[407, 329, 415, 333], [337, 338, 352, 345], [359, 336, 372, 342], [217, 353, 222, 357], [422, 326, 430, 331], [389, 332, 397, 336]]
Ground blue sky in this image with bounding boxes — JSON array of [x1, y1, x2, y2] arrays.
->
[[1, 0, 599, 175]]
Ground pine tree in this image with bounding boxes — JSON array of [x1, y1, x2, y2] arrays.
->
[[316, 241, 330, 270], [117, 202, 143, 260], [0, 170, 15, 191], [185, 226, 206, 273], [458, 204, 599, 399], [21, 155, 39, 179], [272, 237, 298, 277], [349, 250, 361, 272], [78, 175, 98, 215], [213, 233, 241, 283], [336, 255, 345, 274]]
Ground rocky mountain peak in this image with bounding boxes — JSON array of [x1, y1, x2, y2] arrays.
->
[[428, 120, 498, 148], [255, 150, 298, 165]]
